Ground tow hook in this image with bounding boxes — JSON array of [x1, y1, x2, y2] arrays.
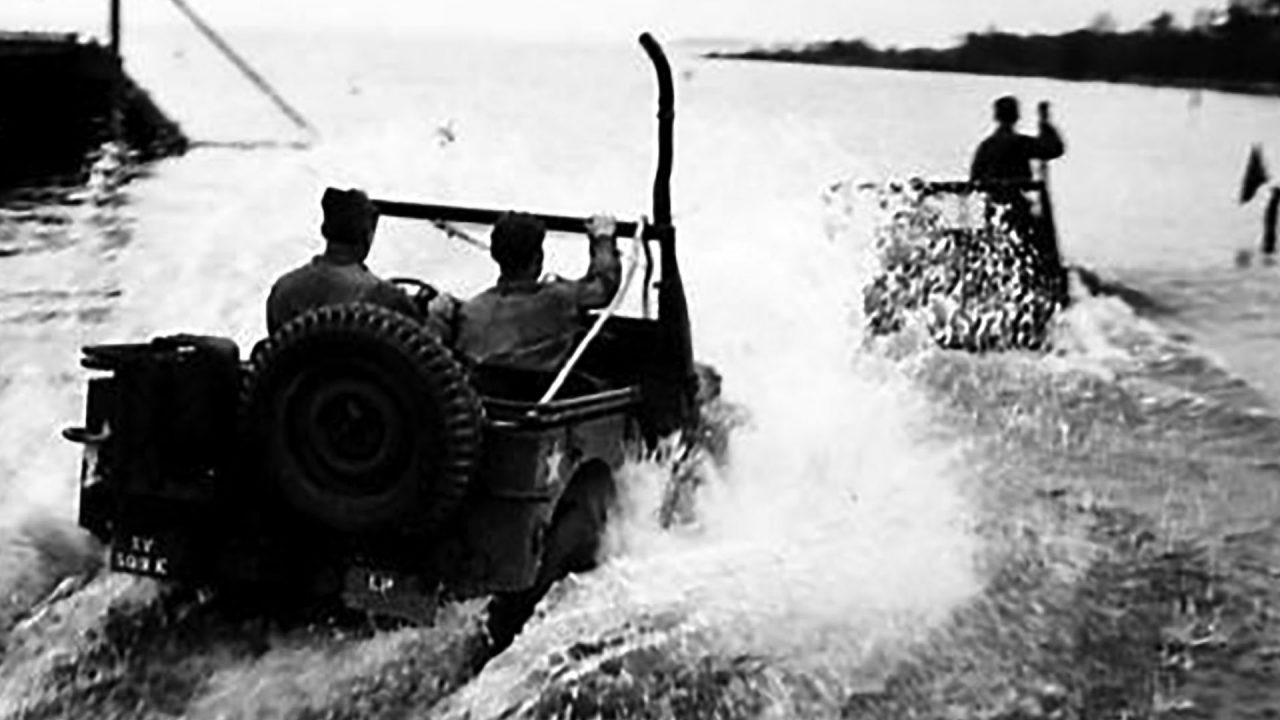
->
[[63, 425, 111, 445]]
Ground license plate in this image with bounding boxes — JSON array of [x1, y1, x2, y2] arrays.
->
[[342, 565, 438, 625], [110, 534, 176, 578]]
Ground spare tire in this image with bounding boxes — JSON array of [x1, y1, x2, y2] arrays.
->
[[243, 303, 482, 535]]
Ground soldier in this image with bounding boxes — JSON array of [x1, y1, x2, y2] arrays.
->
[[266, 188, 418, 333], [970, 96, 1065, 183], [454, 211, 621, 372], [971, 97, 1069, 302], [266, 187, 460, 341]]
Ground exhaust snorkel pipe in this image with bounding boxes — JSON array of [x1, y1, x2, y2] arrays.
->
[[639, 33, 698, 434]]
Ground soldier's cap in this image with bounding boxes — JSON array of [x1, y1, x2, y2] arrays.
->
[[994, 95, 1020, 124], [490, 211, 546, 270], [321, 187, 377, 243]]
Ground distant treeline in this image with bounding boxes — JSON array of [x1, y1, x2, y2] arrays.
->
[[708, 0, 1280, 95]]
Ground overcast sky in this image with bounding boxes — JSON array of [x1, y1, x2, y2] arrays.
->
[[2, 0, 1218, 47]]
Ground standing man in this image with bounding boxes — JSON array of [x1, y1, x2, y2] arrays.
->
[[971, 96, 1068, 300], [970, 96, 1065, 183]]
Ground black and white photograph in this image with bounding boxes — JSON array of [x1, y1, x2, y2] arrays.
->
[[0, 0, 1278, 717]]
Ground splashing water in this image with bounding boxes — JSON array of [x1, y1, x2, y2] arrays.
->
[[3, 33, 1280, 719], [0, 127, 983, 718], [436, 178, 983, 719], [0, 146, 1211, 720], [0, 150, 1263, 720], [842, 179, 1065, 353]]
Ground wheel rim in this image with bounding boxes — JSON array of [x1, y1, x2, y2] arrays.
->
[[279, 360, 414, 497], [307, 380, 395, 474]]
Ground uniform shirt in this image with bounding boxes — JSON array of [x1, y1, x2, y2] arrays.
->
[[266, 254, 418, 334], [970, 123, 1065, 182], [455, 236, 620, 373]]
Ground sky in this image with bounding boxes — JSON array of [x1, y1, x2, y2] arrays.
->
[[1, 0, 1220, 47]]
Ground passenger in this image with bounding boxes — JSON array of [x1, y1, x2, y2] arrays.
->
[[971, 97, 1068, 297], [266, 187, 423, 334], [454, 212, 621, 373], [970, 96, 1065, 183]]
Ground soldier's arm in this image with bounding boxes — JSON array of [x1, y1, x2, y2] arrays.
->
[[421, 292, 463, 346], [1030, 124, 1064, 161], [265, 285, 285, 335], [265, 278, 296, 335], [970, 139, 992, 181], [570, 215, 622, 310], [366, 280, 425, 322]]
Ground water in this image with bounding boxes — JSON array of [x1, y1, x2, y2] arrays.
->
[[2, 27, 1280, 719]]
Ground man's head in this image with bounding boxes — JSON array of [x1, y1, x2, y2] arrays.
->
[[321, 187, 379, 259], [994, 95, 1020, 126], [490, 211, 546, 279]]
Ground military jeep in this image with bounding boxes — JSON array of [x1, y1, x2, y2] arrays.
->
[[860, 177, 1068, 352], [64, 34, 701, 639]]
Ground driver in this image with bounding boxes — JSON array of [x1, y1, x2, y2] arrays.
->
[[454, 211, 620, 373], [266, 187, 433, 334]]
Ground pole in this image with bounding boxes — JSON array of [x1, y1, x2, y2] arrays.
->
[[166, 0, 317, 138], [372, 197, 649, 239], [1263, 187, 1279, 256], [1037, 157, 1068, 303], [1036, 100, 1066, 304], [109, 0, 121, 58], [107, 0, 124, 149]]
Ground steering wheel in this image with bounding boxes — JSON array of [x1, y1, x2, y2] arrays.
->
[[388, 277, 438, 299], [388, 277, 443, 320]]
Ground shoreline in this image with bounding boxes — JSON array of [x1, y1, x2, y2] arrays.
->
[[704, 51, 1280, 99]]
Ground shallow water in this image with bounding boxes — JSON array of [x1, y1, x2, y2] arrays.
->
[[1, 29, 1279, 719]]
